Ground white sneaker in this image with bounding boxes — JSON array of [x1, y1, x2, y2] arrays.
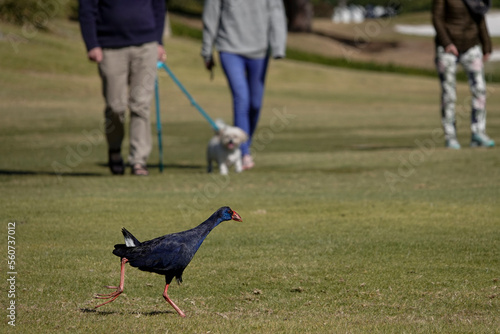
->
[[445, 138, 461, 150], [470, 133, 495, 147]]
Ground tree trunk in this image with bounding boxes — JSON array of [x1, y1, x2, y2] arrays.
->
[[283, 0, 313, 32]]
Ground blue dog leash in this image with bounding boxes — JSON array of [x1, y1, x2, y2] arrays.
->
[[154, 75, 164, 173], [157, 61, 219, 132]]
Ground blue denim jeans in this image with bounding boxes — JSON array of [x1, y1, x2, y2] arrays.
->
[[219, 52, 269, 156]]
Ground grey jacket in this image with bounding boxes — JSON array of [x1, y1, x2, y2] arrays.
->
[[201, 0, 287, 60]]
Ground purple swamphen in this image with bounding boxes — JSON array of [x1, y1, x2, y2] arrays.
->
[[94, 206, 243, 317]]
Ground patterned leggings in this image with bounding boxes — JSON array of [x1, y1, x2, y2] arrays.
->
[[435, 45, 487, 140]]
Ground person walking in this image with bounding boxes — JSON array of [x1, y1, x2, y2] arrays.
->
[[79, 0, 167, 175], [432, 0, 495, 149], [201, 0, 287, 170]]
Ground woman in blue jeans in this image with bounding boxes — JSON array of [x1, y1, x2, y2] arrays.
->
[[201, 0, 287, 170]]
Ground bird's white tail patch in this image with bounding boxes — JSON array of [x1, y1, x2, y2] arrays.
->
[[124, 236, 136, 247]]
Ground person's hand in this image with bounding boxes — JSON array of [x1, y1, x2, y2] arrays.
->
[[445, 44, 459, 57], [158, 45, 167, 62], [483, 53, 490, 62], [205, 57, 215, 71], [88, 47, 103, 63]]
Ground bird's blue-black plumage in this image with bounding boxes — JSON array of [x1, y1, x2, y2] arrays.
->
[[112, 206, 239, 285]]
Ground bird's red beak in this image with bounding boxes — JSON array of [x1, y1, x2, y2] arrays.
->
[[231, 210, 243, 222]]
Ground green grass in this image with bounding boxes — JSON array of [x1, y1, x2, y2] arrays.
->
[[285, 47, 440, 79], [1, 20, 500, 333]]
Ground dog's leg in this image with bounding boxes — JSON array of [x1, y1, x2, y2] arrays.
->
[[207, 157, 213, 173], [219, 163, 228, 175], [235, 158, 243, 173]]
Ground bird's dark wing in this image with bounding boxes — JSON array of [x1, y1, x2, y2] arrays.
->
[[115, 234, 196, 276]]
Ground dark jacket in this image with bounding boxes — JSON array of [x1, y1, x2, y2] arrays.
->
[[79, 0, 166, 51], [432, 0, 491, 54]]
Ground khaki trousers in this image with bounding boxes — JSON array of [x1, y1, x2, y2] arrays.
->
[[99, 42, 157, 166]]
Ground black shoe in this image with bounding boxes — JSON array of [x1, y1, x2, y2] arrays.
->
[[108, 150, 125, 175]]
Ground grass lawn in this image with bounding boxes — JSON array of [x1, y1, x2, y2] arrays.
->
[[1, 19, 499, 333]]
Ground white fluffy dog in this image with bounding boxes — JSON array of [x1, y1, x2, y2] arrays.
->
[[207, 120, 248, 175]]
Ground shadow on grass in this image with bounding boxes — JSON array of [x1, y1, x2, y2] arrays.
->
[[276, 144, 417, 153], [80, 308, 117, 316], [0, 170, 103, 177], [0, 162, 204, 177], [139, 310, 175, 316], [97, 163, 203, 170], [311, 30, 400, 53], [80, 308, 175, 316]]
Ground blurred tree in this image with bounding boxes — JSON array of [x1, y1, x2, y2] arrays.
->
[[284, 0, 313, 32], [0, 0, 67, 28]]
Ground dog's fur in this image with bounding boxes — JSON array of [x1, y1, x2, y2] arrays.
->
[[207, 120, 248, 175]]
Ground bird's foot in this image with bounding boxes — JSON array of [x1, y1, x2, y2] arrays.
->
[[94, 286, 124, 308], [163, 290, 186, 317]]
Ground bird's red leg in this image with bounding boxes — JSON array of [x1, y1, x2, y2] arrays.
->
[[163, 284, 186, 317], [94, 258, 128, 308]]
